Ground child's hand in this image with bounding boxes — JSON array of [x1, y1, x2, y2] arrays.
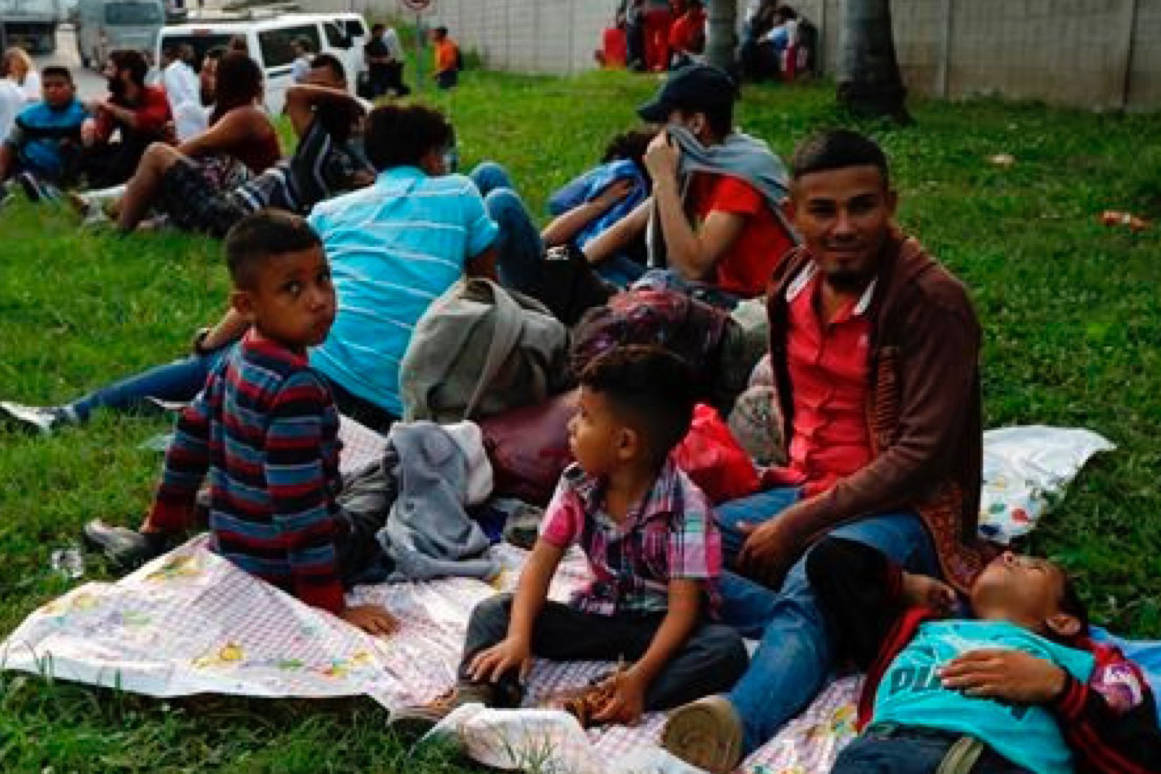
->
[[468, 637, 533, 684], [900, 571, 957, 615], [339, 603, 399, 636], [938, 649, 1068, 704], [591, 669, 647, 726]]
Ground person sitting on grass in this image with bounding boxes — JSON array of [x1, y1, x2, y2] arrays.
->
[[0, 66, 88, 198], [80, 49, 173, 189], [112, 69, 369, 237], [807, 537, 1161, 774], [71, 51, 282, 223], [486, 65, 796, 317], [132, 210, 398, 636], [388, 346, 748, 736], [0, 100, 482, 440]]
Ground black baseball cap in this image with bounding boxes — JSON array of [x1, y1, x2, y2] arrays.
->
[[636, 64, 738, 123]]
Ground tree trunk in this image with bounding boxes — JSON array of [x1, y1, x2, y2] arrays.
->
[[836, 0, 911, 122], [706, 0, 738, 75]]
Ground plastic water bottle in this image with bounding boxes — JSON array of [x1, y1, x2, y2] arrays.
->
[[50, 545, 85, 580]]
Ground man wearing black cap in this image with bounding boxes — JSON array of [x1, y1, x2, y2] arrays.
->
[[580, 63, 796, 305]]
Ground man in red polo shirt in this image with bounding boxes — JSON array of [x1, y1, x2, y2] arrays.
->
[[667, 0, 706, 69], [659, 130, 997, 773], [81, 49, 172, 188]]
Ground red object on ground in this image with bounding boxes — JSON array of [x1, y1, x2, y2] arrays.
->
[[673, 404, 761, 504], [601, 26, 627, 68], [781, 43, 799, 81], [643, 7, 673, 71]]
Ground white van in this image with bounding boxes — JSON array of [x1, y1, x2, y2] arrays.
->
[[155, 13, 364, 115], [76, 0, 166, 68]]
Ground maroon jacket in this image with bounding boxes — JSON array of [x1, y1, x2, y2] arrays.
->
[[767, 230, 997, 591]]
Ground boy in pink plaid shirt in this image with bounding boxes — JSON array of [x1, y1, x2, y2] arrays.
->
[[391, 346, 747, 733]]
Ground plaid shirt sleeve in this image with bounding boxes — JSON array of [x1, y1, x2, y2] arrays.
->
[[538, 471, 585, 549], [666, 471, 722, 581]]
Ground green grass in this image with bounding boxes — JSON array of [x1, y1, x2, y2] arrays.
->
[[2, 68, 1160, 771]]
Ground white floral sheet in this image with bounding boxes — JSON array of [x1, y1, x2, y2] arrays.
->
[[1, 538, 858, 774]]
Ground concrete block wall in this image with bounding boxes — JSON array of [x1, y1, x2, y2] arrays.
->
[[300, 0, 1159, 110]]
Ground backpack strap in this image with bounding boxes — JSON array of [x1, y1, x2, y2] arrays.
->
[[461, 279, 525, 420]]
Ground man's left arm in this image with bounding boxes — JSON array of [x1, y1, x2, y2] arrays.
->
[[742, 293, 980, 582]]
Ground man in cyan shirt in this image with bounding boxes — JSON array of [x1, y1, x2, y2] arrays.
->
[[0, 66, 87, 189]]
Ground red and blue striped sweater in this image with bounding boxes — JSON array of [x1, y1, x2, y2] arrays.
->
[[148, 330, 346, 614]]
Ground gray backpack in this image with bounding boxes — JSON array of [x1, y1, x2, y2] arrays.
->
[[399, 278, 572, 423]]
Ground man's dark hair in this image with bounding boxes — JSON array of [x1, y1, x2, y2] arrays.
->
[[109, 49, 148, 87], [433, 26, 448, 37], [225, 210, 323, 289], [579, 345, 697, 467], [205, 45, 227, 62], [371, 23, 385, 35], [310, 52, 347, 85], [295, 36, 314, 53], [210, 52, 262, 124], [601, 128, 655, 171], [364, 104, 452, 171], [162, 44, 179, 62], [41, 65, 73, 84], [790, 128, 890, 186]]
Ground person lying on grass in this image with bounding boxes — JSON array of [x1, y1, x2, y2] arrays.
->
[[132, 210, 397, 636], [808, 537, 1161, 774], [388, 346, 747, 736]]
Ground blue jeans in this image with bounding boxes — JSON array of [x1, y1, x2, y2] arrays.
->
[[69, 348, 229, 420], [713, 487, 937, 754], [470, 162, 645, 292], [833, 726, 1030, 773]]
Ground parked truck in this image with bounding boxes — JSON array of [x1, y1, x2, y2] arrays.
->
[[0, 0, 61, 54]]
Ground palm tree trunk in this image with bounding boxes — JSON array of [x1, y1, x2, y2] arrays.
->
[[836, 0, 911, 122], [706, 0, 738, 74]]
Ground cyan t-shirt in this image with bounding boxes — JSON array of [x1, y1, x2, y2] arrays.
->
[[874, 620, 1095, 774], [308, 167, 498, 417], [7, 99, 88, 180]]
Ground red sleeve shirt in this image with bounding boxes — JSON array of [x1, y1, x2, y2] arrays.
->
[[95, 85, 172, 142], [689, 172, 795, 297]]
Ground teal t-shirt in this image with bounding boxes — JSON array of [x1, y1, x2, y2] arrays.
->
[[873, 620, 1095, 774]]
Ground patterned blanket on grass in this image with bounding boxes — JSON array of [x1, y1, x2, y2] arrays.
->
[[1, 538, 857, 774], [0, 420, 1118, 773]]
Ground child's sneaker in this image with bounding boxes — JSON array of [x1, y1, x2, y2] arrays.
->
[[661, 696, 744, 774], [82, 519, 171, 569], [388, 682, 496, 742]]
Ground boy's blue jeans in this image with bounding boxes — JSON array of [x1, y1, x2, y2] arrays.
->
[[713, 487, 938, 755], [833, 725, 1031, 773]]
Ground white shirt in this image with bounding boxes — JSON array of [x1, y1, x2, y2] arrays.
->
[[0, 78, 24, 140], [163, 60, 204, 141], [382, 27, 405, 62], [18, 70, 41, 103], [163, 60, 200, 108]]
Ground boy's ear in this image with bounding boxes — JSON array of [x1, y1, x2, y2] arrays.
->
[[230, 289, 256, 322], [1044, 612, 1083, 640], [616, 425, 640, 462]]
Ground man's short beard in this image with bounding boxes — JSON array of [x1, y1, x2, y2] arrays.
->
[[107, 76, 125, 97], [825, 269, 872, 292]]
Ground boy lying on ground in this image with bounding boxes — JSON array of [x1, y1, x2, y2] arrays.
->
[[807, 537, 1161, 774], [388, 346, 747, 736], [129, 210, 397, 636]]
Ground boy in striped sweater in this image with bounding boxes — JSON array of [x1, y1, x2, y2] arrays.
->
[[143, 210, 397, 636]]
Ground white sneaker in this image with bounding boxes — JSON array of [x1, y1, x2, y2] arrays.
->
[[0, 401, 78, 435]]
